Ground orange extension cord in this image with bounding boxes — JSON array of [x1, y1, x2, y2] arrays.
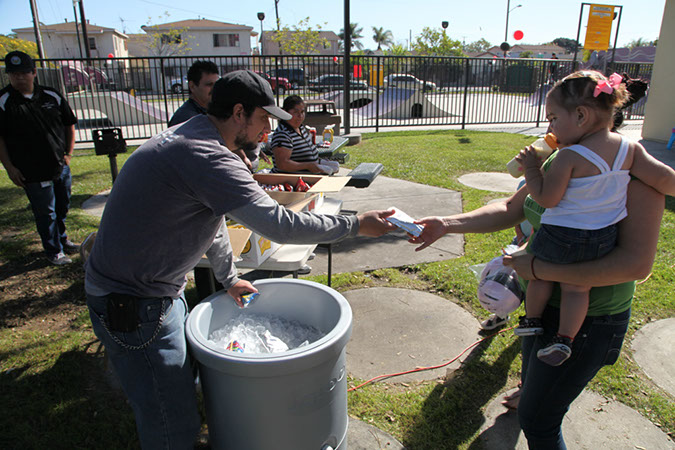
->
[[348, 325, 515, 392]]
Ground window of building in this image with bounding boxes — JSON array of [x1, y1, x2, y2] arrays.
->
[[88, 37, 96, 50], [213, 33, 240, 48], [160, 34, 182, 44]]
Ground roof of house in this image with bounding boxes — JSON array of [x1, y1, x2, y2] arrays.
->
[[13, 21, 127, 38], [142, 19, 253, 33]]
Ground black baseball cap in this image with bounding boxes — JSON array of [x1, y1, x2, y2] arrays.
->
[[4, 51, 35, 73], [210, 70, 291, 120]]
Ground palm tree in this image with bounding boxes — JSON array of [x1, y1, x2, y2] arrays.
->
[[338, 22, 364, 51], [372, 27, 394, 51]]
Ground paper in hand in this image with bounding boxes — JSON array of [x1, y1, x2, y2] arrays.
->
[[386, 207, 424, 237]]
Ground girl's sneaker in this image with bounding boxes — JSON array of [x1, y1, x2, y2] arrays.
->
[[514, 316, 544, 336], [481, 314, 508, 330], [537, 335, 573, 366]]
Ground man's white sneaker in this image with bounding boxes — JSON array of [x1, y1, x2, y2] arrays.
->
[[47, 252, 72, 265]]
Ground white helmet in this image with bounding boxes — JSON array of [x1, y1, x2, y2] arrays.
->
[[477, 256, 523, 317]]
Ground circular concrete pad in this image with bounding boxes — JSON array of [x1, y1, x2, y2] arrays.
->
[[344, 287, 482, 383], [458, 172, 520, 193], [479, 389, 675, 449], [632, 318, 675, 398], [348, 417, 405, 449]]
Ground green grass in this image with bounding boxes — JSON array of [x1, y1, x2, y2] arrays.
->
[[1, 130, 673, 449]]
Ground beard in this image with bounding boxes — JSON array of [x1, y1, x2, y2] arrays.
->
[[233, 124, 260, 152]]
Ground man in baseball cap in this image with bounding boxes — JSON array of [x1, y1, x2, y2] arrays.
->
[[1, 51, 79, 266], [4, 50, 36, 73], [84, 69, 395, 448]]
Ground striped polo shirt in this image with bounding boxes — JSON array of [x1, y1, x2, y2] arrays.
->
[[270, 121, 319, 172]]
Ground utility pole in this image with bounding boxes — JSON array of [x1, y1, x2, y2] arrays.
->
[[76, 0, 91, 59], [72, 0, 84, 59], [29, 0, 46, 62]]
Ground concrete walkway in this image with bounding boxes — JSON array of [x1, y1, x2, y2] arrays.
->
[[631, 318, 675, 398], [480, 389, 675, 449]]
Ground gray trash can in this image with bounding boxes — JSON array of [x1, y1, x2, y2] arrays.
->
[[185, 279, 352, 450]]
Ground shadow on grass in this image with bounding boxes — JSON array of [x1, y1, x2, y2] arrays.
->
[[402, 337, 521, 449], [0, 345, 138, 449], [0, 253, 86, 327]]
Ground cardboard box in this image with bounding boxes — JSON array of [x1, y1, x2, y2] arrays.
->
[[227, 223, 281, 267], [225, 192, 320, 267], [254, 173, 349, 210], [226, 227, 252, 258]]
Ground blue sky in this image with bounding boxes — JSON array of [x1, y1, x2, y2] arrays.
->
[[0, 0, 666, 50]]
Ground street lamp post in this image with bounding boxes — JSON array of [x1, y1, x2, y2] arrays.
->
[[504, 1, 522, 56], [257, 12, 265, 72]]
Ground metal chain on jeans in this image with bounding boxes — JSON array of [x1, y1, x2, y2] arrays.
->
[[98, 300, 168, 351]]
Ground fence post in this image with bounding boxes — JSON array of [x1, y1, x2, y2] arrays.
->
[[461, 58, 470, 129], [375, 56, 381, 133], [535, 60, 548, 127], [160, 57, 171, 124]]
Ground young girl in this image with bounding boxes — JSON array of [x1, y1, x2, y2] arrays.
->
[[514, 70, 675, 366]]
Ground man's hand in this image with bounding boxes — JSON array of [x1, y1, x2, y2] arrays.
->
[[6, 165, 26, 188], [227, 280, 258, 308], [408, 216, 446, 251], [356, 209, 397, 237], [64, 154, 73, 166]]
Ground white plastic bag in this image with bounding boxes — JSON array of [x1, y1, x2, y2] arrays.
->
[[477, 255, 524, 317]]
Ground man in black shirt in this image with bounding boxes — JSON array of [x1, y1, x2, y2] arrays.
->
[[168, 60, 219, 127], [0, 51, 79, 265]]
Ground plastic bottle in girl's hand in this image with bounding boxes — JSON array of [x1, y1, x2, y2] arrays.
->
[[506, 133, 558, 178]]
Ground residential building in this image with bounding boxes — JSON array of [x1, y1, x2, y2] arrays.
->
[[12, 21, 129, 59], [140, 19, 256, 58]]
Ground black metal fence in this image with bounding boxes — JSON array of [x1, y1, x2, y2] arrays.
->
[[0, 55, 652, 144]]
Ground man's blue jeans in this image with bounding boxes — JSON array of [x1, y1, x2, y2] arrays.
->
[[87, 292, 201, 449], [518, 305, 631, 449], [23, 164, 72, 256]]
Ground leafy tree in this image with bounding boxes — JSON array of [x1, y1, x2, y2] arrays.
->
[[141, 12, 193, 56], [338, 22, 364, 51], [270, 17, 328, 55], [385, 43, 409, 56], [0, 34, 38, 59], [626, 38, 654, 48], [464, 38, 492, 53], [552, 37, 580, 53], [372, 27, 394, 50], [412, 27, 463, 56], [519, 50, 533, 58]]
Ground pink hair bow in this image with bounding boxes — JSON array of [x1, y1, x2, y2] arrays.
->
[[593, 73, 623, 97]]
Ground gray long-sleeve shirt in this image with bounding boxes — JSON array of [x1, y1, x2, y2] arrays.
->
[[85, 115, 358, 298]]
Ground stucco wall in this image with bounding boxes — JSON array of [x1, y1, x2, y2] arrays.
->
[[642, 1, 674, 142]]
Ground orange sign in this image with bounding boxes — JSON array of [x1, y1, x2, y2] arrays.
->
[[584, 4, 615, 51]]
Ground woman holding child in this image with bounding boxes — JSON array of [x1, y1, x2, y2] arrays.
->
[[410, 70, 672, 448]]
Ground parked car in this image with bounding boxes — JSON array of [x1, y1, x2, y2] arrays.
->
[[267, 68, 305, 89], [383, 74, 437, 91], [307, 74, 368, 93], [255, 71, 292, 95], [167, 75, 188, 94]]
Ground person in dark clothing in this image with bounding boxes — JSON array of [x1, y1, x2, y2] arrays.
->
[[0, 51, 79, 265], [168, 60, 219, 127]]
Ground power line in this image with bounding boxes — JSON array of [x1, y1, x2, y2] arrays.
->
[[138, 0, 240, 24]]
